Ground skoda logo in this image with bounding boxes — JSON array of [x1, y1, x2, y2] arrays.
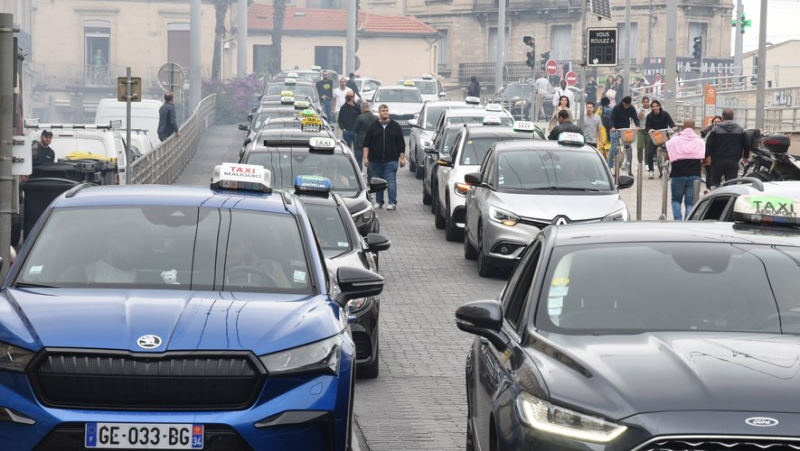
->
[[745, 417, 779, 427], [553, 216, 569, 226], [137, 335, 162, 349]]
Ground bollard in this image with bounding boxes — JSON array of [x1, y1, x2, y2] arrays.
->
[[636, 161, 643, 220], [659, 164, 669, 221], [614, 149, 620, 187], [693, 179, 702, 206]]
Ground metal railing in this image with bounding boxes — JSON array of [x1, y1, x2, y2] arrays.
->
[[130, 94, 216, 185], [458, 62, 532, 85], [673, 103, 800, 132], [473, 0, 579, 11]]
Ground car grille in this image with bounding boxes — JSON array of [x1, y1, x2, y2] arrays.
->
[[518, 216, 602, 229], [391, 114, 414, 122], [637, 437, 800, 451], [29, 349, 266, 410], [353, 331, 372, 361]]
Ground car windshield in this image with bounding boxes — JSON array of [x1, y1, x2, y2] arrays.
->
[[255, 109, 294, 129], [375, 89, 422, 103], [400, 80, 436, 95], [460, 136, 526, 166], [245, 151, 361, 193], [500, 84, 532, 98], [537, 243, 800, 334], [266, 84, 319, 103], [495, 150, 613, 192], [305, 204, 351, 258], [425, 106, 447, 129], [16, 207, 312, 294]]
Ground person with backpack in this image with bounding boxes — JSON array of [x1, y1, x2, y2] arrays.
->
[[598, 96, 613, 160]]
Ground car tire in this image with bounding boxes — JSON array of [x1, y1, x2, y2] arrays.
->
[[444, 197, 462, 242], [430, 184, 437, 214], [408, 154, 417, 173], [415, 163, 424, 180], [466, 406, 476, 451], [464, 231, 478, 260], [435, 196, 446, 230], [477, 228, 495, 277], [358, 339, 379, 379], [422, 184, 432, 205]]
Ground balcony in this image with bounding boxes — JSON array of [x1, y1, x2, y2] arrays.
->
[[473, 0, 580, 12], [66, 65, 126, 88]]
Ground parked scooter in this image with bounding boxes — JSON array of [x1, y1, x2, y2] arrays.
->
[[745, 132, 800, 181]]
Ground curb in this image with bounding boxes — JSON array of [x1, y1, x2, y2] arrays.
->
[[352, 414, 368, 451]]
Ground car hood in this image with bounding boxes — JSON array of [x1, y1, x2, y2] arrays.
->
[[529, 332, 800, 418], [493, 192, 625, 222], [1, 288, 343, 355]]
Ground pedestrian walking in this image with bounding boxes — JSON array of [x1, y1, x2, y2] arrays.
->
[[598, 96, 613, 159], [353, 102, 378, 171], [533, 73, 550, 120], [548, 110, 583, 141], [603, 75, 616, 106], [608, 96, 640, 172], [705, 108, 749, 188], [338, 90, 361, 152], [636, 96, 651, 170], [665, 119, 705, 220], [581, 102, 603, 148], [615, 74, 625, 101], [332, 77, 349, 115], [157, 92, 180, 142], [346, 73, 361, 101], [34, 130, 56, 166], [644, 99, 676, 179], [548, 95, 573, 132], [363, 104, 406, 210], [584, 75, 598, 105], [315, 71, 335, 123], [552, 79, 575, 117], [467, 76, 481, 98], [701, 116, 723, 190]]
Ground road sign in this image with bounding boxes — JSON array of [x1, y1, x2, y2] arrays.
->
[[565, 71, 578, 86], [587, 27, 618, 67], [591, 0, 612, 20], [545, 59, 558, 76], [157, 62, 186, 93], [117, 77, 142, 102]]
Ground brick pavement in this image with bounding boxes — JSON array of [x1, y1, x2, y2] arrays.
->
[[183, 124, 691, 451]]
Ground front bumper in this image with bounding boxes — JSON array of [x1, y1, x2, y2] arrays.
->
[[0, 348, 355, 451], [481, 220, 539, 266]]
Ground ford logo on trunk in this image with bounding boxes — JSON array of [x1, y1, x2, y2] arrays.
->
[[745, 417, 779, 427], [137, 335, 162, 349]]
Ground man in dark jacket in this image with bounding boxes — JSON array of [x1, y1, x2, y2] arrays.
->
[[644, 99, 676, 178], [548, 110, 583, 141], [608, 96, 640, 171], [34, 130, 56, 166], [157, 92, 180, 142], [363, 104, 406, 211], [316, 71, 335, 124], [467, 76, 481, 97], [346, 73, 361, 100], [338, 90, 361, 152], [352, 102, 378, 171], [705, 108, 749, 188]]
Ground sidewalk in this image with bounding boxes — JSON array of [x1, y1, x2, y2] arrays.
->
[[173, 125, 244, 186]]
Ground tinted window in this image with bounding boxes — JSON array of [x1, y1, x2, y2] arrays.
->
[[255, 109, 294, 129], [439, 130, 461, 156], [537, 243, 790, 334], [266, 84, 319, 103], [245, 151, 361, 193], [407, 80, 437, 95], [18, 207, 216, 290], [305, 204, 351, 258], [375, 89, 422, 103], [703, 196, 734, 221], [496, 150, 612, 192], [460, 136, 526, 166], [425, 106, 447, 129]]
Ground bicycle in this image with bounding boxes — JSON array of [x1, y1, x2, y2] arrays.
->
[[649, 128, 674, 179], [617, 128, 636, 177]]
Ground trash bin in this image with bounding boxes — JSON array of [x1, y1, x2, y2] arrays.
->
[[22, 177, 81, 239]]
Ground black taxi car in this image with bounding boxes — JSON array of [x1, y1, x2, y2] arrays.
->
[[457, 194, 800, 450]]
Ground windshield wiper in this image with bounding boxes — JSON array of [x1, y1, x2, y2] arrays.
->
[[552, 186, 603, 192], [15, 282, 61, 289]]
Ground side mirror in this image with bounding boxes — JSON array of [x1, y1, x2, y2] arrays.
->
[[369, 177, 388, 193], [439, 92, 447, 98], [618, 175, 635, 189], [423, 145, 438, 155], [365, 233, 392, 253], [464, 172, 482, 186], [408, 118, 418, 127], [239, 124, 248, 131], [437, 156, 453, 167], [455, 300, 508, 351], [336, 266, 384, 305]]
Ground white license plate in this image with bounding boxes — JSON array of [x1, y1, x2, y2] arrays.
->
[[85, 423, 203, 449], [397, 120, 408, 126]]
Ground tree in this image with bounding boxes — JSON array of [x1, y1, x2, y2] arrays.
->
[[270, 0, 286, 77], [211, 0, 233, 81]]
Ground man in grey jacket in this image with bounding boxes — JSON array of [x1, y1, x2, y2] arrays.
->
[[352, 102, 378, 171]]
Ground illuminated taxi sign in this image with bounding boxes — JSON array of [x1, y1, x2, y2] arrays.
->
[[280, 90, 294, 97], [558, 132, 585, 147], [513, 121, 535, 132], [280, 96, 295, 105], [465, 96, 481, 105], [294, 100, 310, 109], [211, 163, 272, 193], [294, 175, 331, 196], [485, 103, 503, 112], [733, 195, 800, 226], [301, 116, 324, 133], [311, 65, 321, 71], [309, 137, 336, 151], [483, 116, 502, 125], [300, 108, 317, 118], [284, 78, 297, 86], [287, 72, 299, 78], [403, 80, 416, 87]]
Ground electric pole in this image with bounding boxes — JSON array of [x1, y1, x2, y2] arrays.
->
[[755, 0, 767, 129], [347, 0, 356, 75], [238, 0, 248, 77], [663, 0, 677, 116], [0, 13, 13, 279], [190, 0, 202, 109], [495, 0, 506, 95]]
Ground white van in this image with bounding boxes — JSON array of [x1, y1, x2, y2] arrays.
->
[[29, 127, 129, 184], [94, 99, 162, 148]]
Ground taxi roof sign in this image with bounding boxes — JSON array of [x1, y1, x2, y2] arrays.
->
[[311, 65, 321, 71], [294, 100, 310, 110], [294, 175, 332, 196], [513, 121, 535, 132], [465, 96, 481, 105], [301, 116, 324, 132], [483, 116, 502, 125], [287, 72, 299, 78], [485, 103, 503, 112], [403, 80, 416, 87], [309, 137, 336, 150], [280, 90, 294, 97], [211, 163, 272, 193], [280, 96, 295, 105], [422, 74, 433, 80], [557, 132, 585, 147], [733, 194, 800, 226], [284, 78, 297, 85]]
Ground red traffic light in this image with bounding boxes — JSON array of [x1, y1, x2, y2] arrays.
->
[[523, 36, 535, 47]]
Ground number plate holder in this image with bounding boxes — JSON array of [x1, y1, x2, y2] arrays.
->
[[85, 423, 204, 449]]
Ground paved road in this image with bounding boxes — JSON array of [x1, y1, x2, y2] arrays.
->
[[181, 125, 685, 451]]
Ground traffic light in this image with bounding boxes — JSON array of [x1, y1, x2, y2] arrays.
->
[[523, 36, 535, 47], [692, 36, 703, 61], [526, 52, 535, 68], [540, 51, 550, 70]]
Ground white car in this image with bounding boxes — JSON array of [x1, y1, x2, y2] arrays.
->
[[435, 121, 542, 241], [370, 85, 424, 136], [396, 75, 446, 102]]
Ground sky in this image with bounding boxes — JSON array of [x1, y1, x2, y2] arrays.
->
[[734, 0, 800, 54]]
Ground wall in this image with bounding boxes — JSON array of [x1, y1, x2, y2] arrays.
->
[[742, 42, 800, 90]]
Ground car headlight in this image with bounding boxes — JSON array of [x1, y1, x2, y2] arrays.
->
[[354, 206, 374, 224], [489, 205, 520, 227], [0, 341, 34, 373], [515, 392, 627, 444], [602, 207, 630, 222], [260, 333, 343, 376], [347, 297, 371, 314]]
